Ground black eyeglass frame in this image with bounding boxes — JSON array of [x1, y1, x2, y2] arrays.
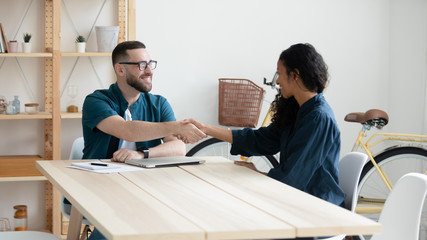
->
[[119, 60, 157, 71]]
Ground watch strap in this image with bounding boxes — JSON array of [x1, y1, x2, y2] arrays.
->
[[137, 146, 149, 159]]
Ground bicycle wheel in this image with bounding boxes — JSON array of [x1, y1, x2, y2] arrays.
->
[[186, 138, 278, 173], [356, 147, 427, 240]]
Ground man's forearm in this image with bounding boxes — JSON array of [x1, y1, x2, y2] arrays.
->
[[122, 121, 181, 142], [98, 116, 205, 144], [148, 139, 186, 158]]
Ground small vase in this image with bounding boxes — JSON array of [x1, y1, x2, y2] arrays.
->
[[6, 101, 15, 115], [76, 42, 86, 53], [96, 26, 119, 52], [8, 41, 18, 53], [22, 42, 31, 53]]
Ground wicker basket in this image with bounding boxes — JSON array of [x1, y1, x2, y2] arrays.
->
[[218, 78, 264, 128]]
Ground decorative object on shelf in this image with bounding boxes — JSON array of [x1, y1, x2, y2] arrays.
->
[[13, 205, 28, 231], [6, 101, 16, 115], [95, 26, 119, 52], [0, 218, 11, 231], [66, 85, 79, 112], [8, 40, 18, 53], [0, 96, 6, 114], [24, 103, 39, 114], [0, 23, 10, 53], [12, 96, 20, 114], [22, 33, 32, 53], [75, 35, 86, 53]]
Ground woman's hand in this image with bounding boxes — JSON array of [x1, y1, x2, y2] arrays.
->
[[234, 161, 267, 175]]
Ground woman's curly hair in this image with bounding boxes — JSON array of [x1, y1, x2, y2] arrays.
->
[[270, 43, 329, 131]]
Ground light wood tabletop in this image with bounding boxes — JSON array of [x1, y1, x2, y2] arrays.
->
[[36, 157, 381, 240]]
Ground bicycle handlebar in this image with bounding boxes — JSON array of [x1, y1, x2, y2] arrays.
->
[[263, 72, 278, 89]]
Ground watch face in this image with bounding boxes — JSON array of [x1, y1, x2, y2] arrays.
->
[[138, 146, 148, 151], [137, 147, 149, 158]]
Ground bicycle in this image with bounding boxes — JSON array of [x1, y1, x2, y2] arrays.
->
[[186, 77, 280, 173], [345, 109, 427, 240]]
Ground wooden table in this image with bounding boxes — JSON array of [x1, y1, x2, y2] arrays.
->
[[36, 157, 381, 240]]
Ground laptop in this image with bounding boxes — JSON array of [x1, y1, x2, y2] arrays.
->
[[125, 156, 206, 168]]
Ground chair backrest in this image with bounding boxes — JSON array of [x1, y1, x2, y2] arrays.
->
[[338, 152, 369, 211], [322, 154, 368, 240], [69, 137, 84, 160], [0, 231, 61, 240], [63, 136, 91, 225], [371, 173, 427, 240]]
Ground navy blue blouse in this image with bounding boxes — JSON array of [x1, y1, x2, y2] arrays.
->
[[231, 93, 345, 206]]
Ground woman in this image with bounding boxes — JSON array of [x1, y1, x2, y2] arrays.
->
[[188, 43, 345, 207]]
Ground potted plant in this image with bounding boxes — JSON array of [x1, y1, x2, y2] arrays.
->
[[75, 35, 86, 53], [22, 33, 32, 53], [8, 40, 18, 53]]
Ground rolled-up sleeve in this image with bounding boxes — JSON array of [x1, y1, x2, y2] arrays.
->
[[230, 125, 282, 157]]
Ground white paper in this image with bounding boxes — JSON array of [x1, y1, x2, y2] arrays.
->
[[68, 161, 144, 174]]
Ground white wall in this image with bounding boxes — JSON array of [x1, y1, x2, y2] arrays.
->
[[1, 0, 427, 230], [389, 0, 427, 134], [137, 0, 392, 153]]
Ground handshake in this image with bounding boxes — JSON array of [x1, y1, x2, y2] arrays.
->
[[174, 119, 209, 144]]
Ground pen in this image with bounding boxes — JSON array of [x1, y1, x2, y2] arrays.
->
[[91, 162, 108, 167]]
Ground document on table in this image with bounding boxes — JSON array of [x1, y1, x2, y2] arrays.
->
[[68, 161, 144, 174]]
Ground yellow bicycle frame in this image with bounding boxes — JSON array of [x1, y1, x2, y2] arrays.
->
[[353, 127, 427, 213]]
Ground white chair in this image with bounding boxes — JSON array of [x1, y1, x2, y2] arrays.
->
[[323, 152, 369, 240], [0, 231, 61, 240], [338, 152, 369, 212], [62, 137, 88, 218], [62, 137, 85, 218], [62, 137, 91, 239], [370, 172, 427, 240], [69, 137, 84, 160]]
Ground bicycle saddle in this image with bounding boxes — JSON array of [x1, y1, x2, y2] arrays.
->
[[344, 109, 389, 128]]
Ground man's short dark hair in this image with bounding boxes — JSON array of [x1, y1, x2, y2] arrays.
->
[[112, 41, 146, 66]]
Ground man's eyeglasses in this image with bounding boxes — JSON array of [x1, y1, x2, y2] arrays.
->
[[119, 60, 157, 71]]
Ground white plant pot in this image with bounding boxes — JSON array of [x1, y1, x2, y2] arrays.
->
[[95, 26, 119, 52], [76, 42, 86, 53], [22, 42, 31, 53]]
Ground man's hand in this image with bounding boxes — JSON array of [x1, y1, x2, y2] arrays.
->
[[111, 148, 143, 162], [180, 119, 233, 144], [183, 119, 206, 133], [174, 121, 206, 144]]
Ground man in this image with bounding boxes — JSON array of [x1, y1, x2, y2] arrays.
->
[[80, 40, 206, 240], [82, 40, 206, 162]]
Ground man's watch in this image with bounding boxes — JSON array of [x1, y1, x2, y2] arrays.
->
[[138, 146, 149, 159]]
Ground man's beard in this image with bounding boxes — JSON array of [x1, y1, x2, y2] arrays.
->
[[126, 73, 152, 93]]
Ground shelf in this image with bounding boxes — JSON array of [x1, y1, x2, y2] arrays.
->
[[0, 155, 44, 178], [0, 53, 52, 57], [0, 176, 47, 182], [0, 52, 111, 57], [61, 52, 111, 57], [0, 0, 135, 236], [0, 112, 52, 120], [61, 112, 82, 119]]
